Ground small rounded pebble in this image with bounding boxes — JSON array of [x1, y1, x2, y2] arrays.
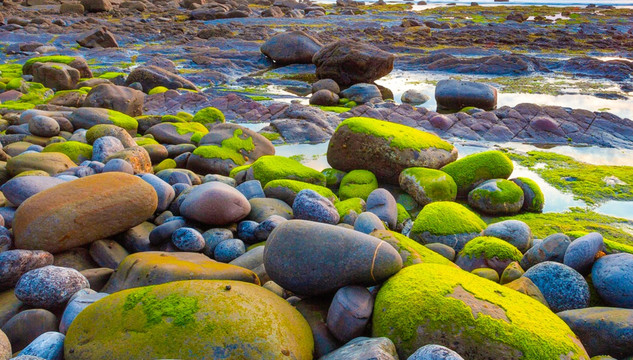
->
[[15, 265, 90, 309], [214, 239, 246, 263], [354, 212, 386, 234], [171, 227, 205, 252], [523, 261, 590, 312]]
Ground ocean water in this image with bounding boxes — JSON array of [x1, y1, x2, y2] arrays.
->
[[315, 0, 633, 6]]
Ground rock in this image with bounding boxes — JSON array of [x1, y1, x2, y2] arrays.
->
[[234, 155, 325, 186], [295, 298, 340, 358], [520, 233, 571, 270], [102, 252, 259, 293], [171, 227, 205, 252], [312, 79, 340, 94], [483, 220, 533, 253], [81, 0, 112, 12], [89, 239, 129, 269], [467, 179, 524, 215], [399, 167, 456, 206], [261, 30, 322, 65], [105, 146, 153, 174], [0, 176, 65, 206], [401, 89, 430, 105], [86, 124, 136, 148], [15, 265, 89, 309], [0, 330, 8, 360], [1, 309, 58, 353], [247, 197, 293, 222], [591, 253, 633, 308], [371, 230, 455, 267], [372, 263, 589, 359], [503, 277, 548, 306], [365, 188, 397, 229], [354, 212, 385, 234], [235, 180, 265, 200], [326, 286, 374, 343], [409, 202, 486, 251], [141, 174, 175, 212], [435, 79, 497, 111], [523, 261, 590, 312], [264, 220, 402, 295], [338, 170, 378, 201], [83, 84, 144, 117], [76, 27, 118, 48], [28, 116, 60, 138], [68, 107, 138, 135], [102, 158, 134, 174], [339, 84, 382, 104], [64, 280, 313, 359], [13, 172, 158, 253], [327, 117, 458, 184], [500, 261, 524, 284], [0, 250, 54, 291], [563, 232, 603, 275], [407, 344, 464, 360], [441, 151, 513, 197], [199, 124, 274, 164], [557, 307, 633, 358], [320, 337, 397, 360], [510, 177, 544, 213], [60, 3, 85, 14], [254, 215, 287, 242], [22, 56, 91, 78], [7, 152, 75, 177], [455, 236, 523, 275], [60, 292, 108, 334], [180, 182, 250, 225], [313, 40, 395, 87], [214, 239, 246, 262], [125, 65, 198, 93], [31, 62, 80, 90], [92, 136, 124, 163], [292, 189, 339, 224], [310, 89, 339, 106], [19, 331, 64, 360]]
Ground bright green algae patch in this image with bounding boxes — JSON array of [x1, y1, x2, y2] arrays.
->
[[372, 230, 456, 267], [400, 167, 457, 202], [514, 176, 544, 212], [339, 117, 454, 151], [192, 107, 225, 124], [507, 151, 633, 205], [23, 55, 76, 71], [221, 129, 255, 154], [135, 137, 160, 146], [264, 179, 338, 202], [123, 287, 198, 327], [170, 122, 209, 135], [42, 141, 93, 163], [249, 155, 326, 186], [459, 236, 523, 261], [469, 179, 524, 205], [372, 263, 590, 359], [441, 150, 514, 196], [411, 201, 486, 236], [335, 197, 365, 218], [107, 110, 138, 132], [193, 146, 245, 165], [339, 169, 378, 200]]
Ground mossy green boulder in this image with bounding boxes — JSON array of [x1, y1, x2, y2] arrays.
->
[[65, 280, 314, 360], [192, 106, 225, 125], [372, 263, 590, 359], [335, 197, 366, 219], [263, 179, 338, 205], [409, 201, 486, 251], [399, 167, 457, 206], [455, 236, 523, 275], [371, 230, 457, 267], [511, 177, 545, 213], [327, 117, 458, 184], [146, 122, 209, 145], [85, 124, 136, 148], [468, 179, 525, 215], [441, 150, 514, 197], [230, 155, 326, 186], [7, 152, 76, 176], [187, 145, 245, 176], [68, 107, 138, 135], [23, 55, 92, 78], [199, 124, 275, 163], [338, 169, 378, 201], [42, 141, 93, 164]]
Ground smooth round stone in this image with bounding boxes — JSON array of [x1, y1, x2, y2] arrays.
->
[[500, 261, 524, 284], [366, 188, 397, 230], [398, 167, 457, 206], [563, 232, 604, 275], [229, 246, 265, 271], [18, 331, 64, 360], [89, 239, 129, 269], [320, 337, 398, 360], [354, 212, 386, 234], [235, 180, 265, 200], [483, 220, 533, 253], [180, 182, 250, 225], [91, 136, 124, 163], [28, 116, 60, 137], [520, 233, 571, 270], [293, 189, 339, 225], [326, 286, 374, 343], [26, 145, 43, 152], [471, 268, 499, 282], [102, 158, 134, 174], [424, 243, 455, 261], [149, 217, 186, 246], [201, 228, 234, 257], [247, 197, 293, 223], [0, 250, 54, 291], [592, 253, 633, 308], [0, 330, 9, 360], [263, 220, 402, 296], [15, 265, 90, 309], [171, 227, 205, 252], [0, 176, 66, 207], [254, 215, 287, 242], [407, 344, 465, 360], [1, 309, 58, 353], [172, 183, 191, 197], [237, 220, 259, 244], [141, 174, 175, 213], [60, 292, 108, 334], [166, 171, 191, 186], [467, 179, 524, 215], [214, 239, 246, 263], [523, 261, 590, 312]]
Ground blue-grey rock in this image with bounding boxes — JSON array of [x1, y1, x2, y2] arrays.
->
[[592, 253, 633, 308], [214, 239, 246, 263], [0, 176, 65, 206], [520, 233, 570, 270], [237, 220, 259, 244], [235, 180, 265, 200], [11, 356, 46, 360], [248, 197, 293, 223], [59, 292, 108, 334], [14, 265, 90, 309], [0, 250, 54, 291], [0, 227, 11, 253], [483, 220, 533, 253], [557, 307, 633, 358], [435, 79, 497, 111], [201, 228, 234, 257], [85, 161, 104, 173], [91, 136, 123, 163], [141, 174, 175, 213], [354, 212, 386, 234], [563, 232, 604, 275], [326, 286, 374, 343], [148, 217, 186, 246], [25, 145, 43, 153], [319, 337, 397, 360], [28, 115, 60, 138], [407, 344, 465, 360], [366, 188, 397, 230], [255, 215, 287, 242], [102, 158, 134, 174], [293, 189, 339, 225], [523, 261, 589, 312], [0, 208, 15, 229], [339, 83, 382, 104], [1, 309, 58, 353], [171, 227, 205, 252], [167, 171, 192, 186], [424, 243, 456, 261], [18, 331, 64, 360], [172, 183, 191, 197], [229, 245, 264, 270]]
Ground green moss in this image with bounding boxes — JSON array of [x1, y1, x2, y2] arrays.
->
[[170, 122, 208, 135], [107, 110, 138, 131], [229, 163, 252, 179], [313, 105, 349, 113], [372, 263, 589, 359], [400, 167, 457, 203], [396, 203, 411, 224], [24, 55, 76, 71], [47, 88, 89, 103], [264, 179, 338, 203], [124, 286, 199, 327], [247, 95, 273, 101], [514, 177, 544, 212], [322, 168, 346, 188], [148, 86, 169, 95], [42, 141, 93, 163], [338, 169, 378, 201], [507, 151, 633, 206], [191, 107, 225, 125], [469, 179, 524, 205], [154, 158, 177, 172], [161, 115, 187, 123], [441, 150, 514, 196], [193, 146, 245, 165], [260, 132, 280, 141], [334, 197, 365, 218], [0, 63, 23, 79], [134, 137, 159, 146], [339, 117, 454, 151], [176, 112, 193, 121], [249, 155, 326, 186], [98, 72, 126, 80], [459, 236, 523, 261], [221, 129, 255, 156], [411, 201, 486, 236], [5, 78, 23, 90], [0, 102, 34, 110], [372, 230, 456, 267], [190, 132, 203, 144]]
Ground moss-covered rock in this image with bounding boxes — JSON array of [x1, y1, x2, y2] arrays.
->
[[409, 201, 486, 251], [456, 236, 523, 275], [42, 141, 93, 164], [192, 107, 225, 125], [65, 280, 314, 360], [148, 86, 169, 95], [327, 117, 458, 184], [371, 230, 457, 267], [468, 179, 524, 215], [441, 150, 514, 197], [7, 152, 76, 176], [263, 179, 338, 205], [23, 55, 92, 78], [187, 145, 245, 176], [335, 197, 366, 219], [322, 168, 347, 188], [86, 124, 137, 148], [68, 108, 138, 135], [372, 263, 590, 359], [338, 169, 378, 201], [199, 124, 275, 163], [146, 122, 209, 145], [232, 155, 326, 187], [511, 177, 545, 213], [399, 167, 457, 206]]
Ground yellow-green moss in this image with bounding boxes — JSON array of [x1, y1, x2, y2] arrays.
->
[[98, 72, 126, 80], [24, 55, 76, 72], [322, 168, 346, 188], [249, 155, 326, 186], [372, 230, 456, 267], [220, 129, 255, 155], [229, 164, 252, 179], [338, 169, 378, 201], [107, 110, 138, 131], [192, 107, 225, 125], [459, 236, 523, 261], [154, 158, 177, 172], [135, 137, 159, 146], [334, 197, 365, 218], [514, 177, 544, 212], [400, 167, 457, 202], [396, 203, 411, 224], [469, 179, 524, 205], [264, 179, 338, 203], [42, 141, 93, 163], [170, 122, 208, 135], [411, 201, 486, 236], [441, 150, 514, 196], [193, 146, 244, 165], [149, 86, 169, 95]]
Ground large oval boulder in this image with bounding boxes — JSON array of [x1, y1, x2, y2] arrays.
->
[[435, 79, 498, 111], [125, 65, 198, 92], [83, 84, 145, 117], [441, 150, 514, 197], [263, 220, 402, 296], [261, 30, 322, 65], [64, 280, 314, 360], [6, 152, 76, 177], [591, 253, 633, 308], [0, 176, 66, 206], [13, 173, 158, 253], [372, 263, 590, 359], [327, 117, 458, 184], [179, 182, 251, 225]]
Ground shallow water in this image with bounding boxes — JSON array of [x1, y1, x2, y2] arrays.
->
[[316, 0, 633, 6]]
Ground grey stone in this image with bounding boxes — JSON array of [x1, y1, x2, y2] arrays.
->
[[214, 239, 246, 263], [1, 176, 65, 206], [483, 220, 533, 253], [592, 253, 633, 308], [354, 212, 386, 234], [366, 188, 397, 230], [293, 189, 339, 225], [523, 261, 589, 312], [563, 232, 604, 275], [0, 250, 54, 291], [407, 344, 464, 360], [320, 337, 398, 360], [18, 331, 64, 360], [14, 265, 90, 309], [326, 286, 374, 343], [60, 293, 108, 334]]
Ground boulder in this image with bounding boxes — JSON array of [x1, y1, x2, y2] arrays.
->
[[455, 236, 523, 275], [261, 30, 322, 65], [76, 27, 118, 48], [15, 265, 89, 308], [0, 176, 66, 206], [179, 181, 251, 225], [435, 80, 497, 111], [563, 232, 604, 275], [81, 0, 112, 11], [125, 65, 198, 92], [339, 83, 382, 104], [6, 152, 75, 176], [399, 167, 457, 206], [510, 177, 544, 213], [483, 220, 533, 253], [523, 261, 590, 312], [441, 150, 513, 197], [83, 84, 144, 117], [104, 146, 153, 174], [591, 253, 633, 308], [467, 179, 524, 215], [31, 62, 80, 90], [0, 250, 54, 291], [68, 107, 138, 135]]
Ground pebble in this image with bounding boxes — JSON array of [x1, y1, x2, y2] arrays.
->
[[254, 215, 287, 242], [520, 233, 571, 270], [18, 331, 64, 360], [171, 227, 205, 252], [214, 239, 246, 262], [354, 212, 386, 234], [14, 265, 90, 309], [0, 250, 54, 291], [366, 188, 397, 229], [326, 286, 374, 343], [483, 220, 533, 253], [236, 220, 259, 244], [523, 261, 589, 312], [180, 181, 251, 225], [320, 337, 398, 360], [292, 189, 339, 225], [1, 309, 58, 352], [408, 344, 465, 360], [591, 253, 633, 308], [60, 292, 109, 334], [0, 176, 66, 207], [102, 158, 135, 174], [91, 136, 124, 163], [202, 228, 234, 257], [235, 180, 265, 199], [563, 232, 604, 275]]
